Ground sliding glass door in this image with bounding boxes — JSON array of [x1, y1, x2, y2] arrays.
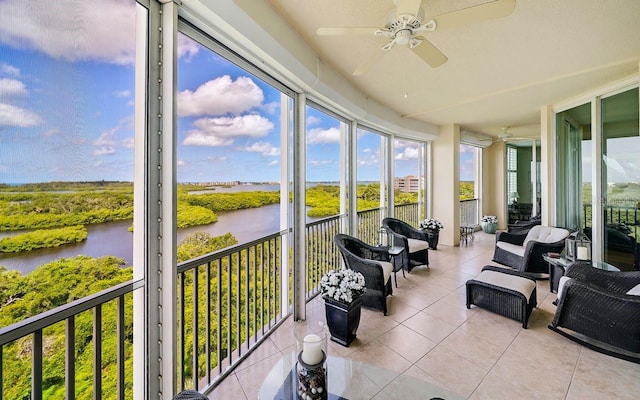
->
[[600, 88, 639, 270], [556, 87, 639, 271]]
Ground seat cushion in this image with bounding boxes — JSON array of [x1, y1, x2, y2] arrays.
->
[[523, 226, 570, 247], [496, 241, 526, 257], [407, 238, 429, 253], [627, 284, 640, 296], [474, 270, 536, 299], [378, 261, 393, 284], [557, 276, 571, 299]]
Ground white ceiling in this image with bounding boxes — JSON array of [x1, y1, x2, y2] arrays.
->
[[243, 0, 640, 140]]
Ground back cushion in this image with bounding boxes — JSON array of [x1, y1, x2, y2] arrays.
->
[[523, 226, 570, 247]]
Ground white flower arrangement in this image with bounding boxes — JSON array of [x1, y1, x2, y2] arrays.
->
[[481, 215, 498, 223], [320, 268, 366, 304], [419, 218, 444, 231]]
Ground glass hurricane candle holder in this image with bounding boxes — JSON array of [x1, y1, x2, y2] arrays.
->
[[294, 321, 328, 400]]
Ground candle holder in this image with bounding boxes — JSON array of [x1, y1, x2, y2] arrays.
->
[[296, 350, 327, 400], [294, 321, 328, 400]]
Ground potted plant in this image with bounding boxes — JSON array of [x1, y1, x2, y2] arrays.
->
[[419, 218, 444, 250], [481, 215, 498, 234], [320, 268, 366, 346]]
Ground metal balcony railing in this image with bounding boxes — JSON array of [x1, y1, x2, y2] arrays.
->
[[0, 206, 392, 399], [583, 204, 640, 239], [176, 230, 288, 393], [394, 203, 420, 227], [460, 199, 479, 227], [0, 279, 144, 400], [306, 215, 343, 299]]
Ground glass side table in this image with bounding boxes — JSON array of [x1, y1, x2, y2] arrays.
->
[[258, 352, 463, 400], [377, 245, 405, 287]]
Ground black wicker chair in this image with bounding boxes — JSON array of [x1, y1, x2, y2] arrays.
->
[[549, 261, 640, 364], [382, 217, 429, 272], [334, 234, 393, 314], [492, 225, 570, 277], [507, 215, 541, 234]]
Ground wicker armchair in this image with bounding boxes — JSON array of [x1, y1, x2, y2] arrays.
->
[[334, 234, 393, 314], [507, 215, 541, 234], [492, 225, 570, 276], [549, 262, 640, 363], [382, 217, 429, 272]]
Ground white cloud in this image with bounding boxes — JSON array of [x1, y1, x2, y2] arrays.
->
[[93, 131, 117, 147], [177, 160, 187, 167], [307, 116, 321, 126], [309, 159, 334, 166], [244, 141, 280, 156], [460, 144, 475, 153], [183, 115, 273, 147], [93, 146, 116, 156], [307, 127, 341, 144], [177, 75, 264, 116], [0, 103, 43, 127], [261, 101, 280, 115], [1, 64, 20, 77], [122, 137, 134, 148], [184, 132, 234, 147], [44, 129, 60, 137], [394, 139, 416, 148], [0, 78, 27, 97], [395, 146, 419, 160], [114, 90, 131, 98], [267, 160, 279, 166], [177, 33, 200, 62], [0, 0, 136, 65], [358, 150, 380, 166]]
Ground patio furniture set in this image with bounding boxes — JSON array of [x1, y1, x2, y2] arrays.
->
[[334, 216, 640, 364]]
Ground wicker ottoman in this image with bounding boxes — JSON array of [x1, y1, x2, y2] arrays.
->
[[466, 265, 537, 328]]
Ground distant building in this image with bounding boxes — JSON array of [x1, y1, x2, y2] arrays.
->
[[394, 175, 422, 193]]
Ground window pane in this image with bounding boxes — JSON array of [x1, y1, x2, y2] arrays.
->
[[394, 139, 423, 225], [176, 33, 290, 249], [357, 128, 386, 243], [305, 105, 344, 219], [0, 1, 138, 398], [0, 0, 137, 285], [601, 87, 639, 270]]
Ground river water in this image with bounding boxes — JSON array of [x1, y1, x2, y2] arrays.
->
[[0, 203, 288, 275]]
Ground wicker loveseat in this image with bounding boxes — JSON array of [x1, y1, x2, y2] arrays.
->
[[492, 225, 571, 276], [549, 261, 640, 363]]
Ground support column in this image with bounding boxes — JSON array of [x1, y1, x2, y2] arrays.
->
[[432, 125, 460, 246], [482, 141, 507, 230], [133, 1, 178, 399], [540, 104, 554, 227], [293, 93, 307, 321]]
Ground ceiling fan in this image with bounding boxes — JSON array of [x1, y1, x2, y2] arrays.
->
[[316, 0, 516, 75], [493, 127, 534, 142]]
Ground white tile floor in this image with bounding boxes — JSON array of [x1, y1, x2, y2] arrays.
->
[[208, 231, 640, 399]]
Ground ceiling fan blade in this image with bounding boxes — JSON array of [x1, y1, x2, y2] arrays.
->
[[396, 0, 423, 16], [353, 51, 384, 76], [434, 0, 515, 31], [410, 36, 448, 68], [316, 27, 378, 36]]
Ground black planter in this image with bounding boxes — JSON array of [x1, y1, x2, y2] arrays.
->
[[324, 295, 362, 346], [424, 229, 439, 250]]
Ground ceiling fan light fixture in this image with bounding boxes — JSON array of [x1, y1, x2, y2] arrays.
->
[[395, 29, 412, 45]]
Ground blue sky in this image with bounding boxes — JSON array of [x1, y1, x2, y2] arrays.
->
[[0, 0, 475, 185]]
